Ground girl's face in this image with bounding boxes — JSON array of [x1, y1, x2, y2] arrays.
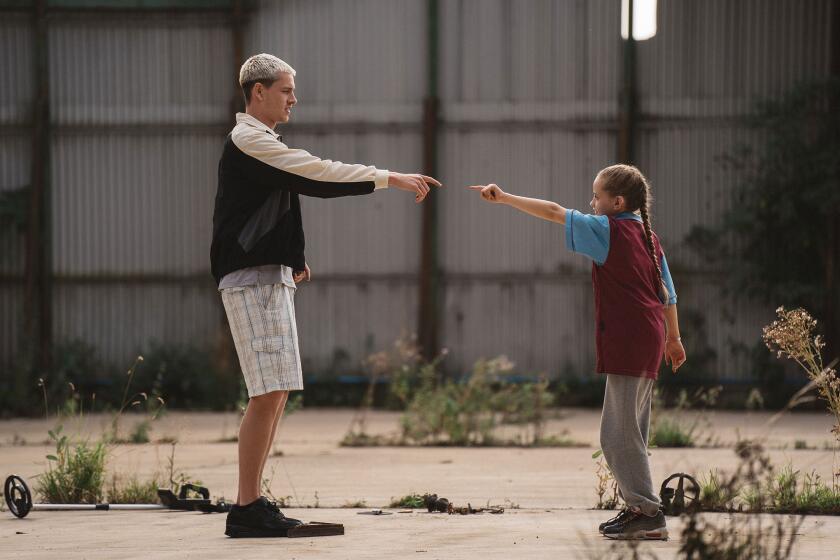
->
[[590, 175, 626, 216]]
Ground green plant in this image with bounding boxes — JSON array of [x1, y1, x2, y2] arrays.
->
[[260, 462, 294, 507], [36, 425, 107, 504], [769, 466, 798, 511], [678, 442, 805, 560], [650, 386, 721, 448], [389, 493, 425, 508], [696, 443, 840, 515], [591, 444, 810, 559], [795, 471, 840, 514], [398, 356, 556, 446], [106, 473, 159, 504], [698, 470, 733, 511], [650, 417, 695, 448], [592, 450, 618, 510], [344, 339, 560, 447], [128, 420, 152, 444], [163, 442, 201, 496], [343, 334, 431, 442]]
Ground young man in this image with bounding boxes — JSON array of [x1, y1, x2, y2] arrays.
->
[[212, 53, 440, 538]]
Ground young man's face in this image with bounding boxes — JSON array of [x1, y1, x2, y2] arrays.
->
[[253, 71, 297, 124], [590, 175, 625, 216]]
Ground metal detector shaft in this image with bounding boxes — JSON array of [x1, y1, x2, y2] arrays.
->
[[30, 504, 168, 512]]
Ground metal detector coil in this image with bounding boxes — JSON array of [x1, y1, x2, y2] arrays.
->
[[659, 472, 700, 516], [5, 475, 33, 518]]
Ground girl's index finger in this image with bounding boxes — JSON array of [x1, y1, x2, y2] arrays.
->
[[467, 185, 486, 191]]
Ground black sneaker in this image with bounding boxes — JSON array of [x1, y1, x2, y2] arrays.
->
[[264, 499, 303, 524], [603, 509, 668, 540], [599, 508, 631, 534], [225, 496, 304, 538]]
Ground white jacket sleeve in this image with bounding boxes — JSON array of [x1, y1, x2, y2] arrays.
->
[[232, 126, 390, 189]]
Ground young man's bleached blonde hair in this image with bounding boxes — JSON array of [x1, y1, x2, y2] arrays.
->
[[239, 53, 296, 103]]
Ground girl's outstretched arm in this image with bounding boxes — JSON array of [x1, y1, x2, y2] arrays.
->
[[468, 184, 567, 224]]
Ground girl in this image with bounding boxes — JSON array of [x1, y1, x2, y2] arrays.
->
[[468, 164, 686, 540]]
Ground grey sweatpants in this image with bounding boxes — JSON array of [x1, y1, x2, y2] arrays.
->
[[599, 373, 661, 516]]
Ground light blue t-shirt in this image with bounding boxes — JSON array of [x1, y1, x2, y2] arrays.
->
[[564, 210, 677, 305]]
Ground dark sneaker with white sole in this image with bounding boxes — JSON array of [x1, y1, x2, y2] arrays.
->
[[603, 509, 668, 540], [599, 508, 632, 534], [225, 496, 303, 538]]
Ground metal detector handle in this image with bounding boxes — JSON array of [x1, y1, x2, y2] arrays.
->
[[178, 484, 209, 501]]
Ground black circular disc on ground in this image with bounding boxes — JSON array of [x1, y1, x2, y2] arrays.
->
[[4, 475, 33, 518], [660, 472, 700, 515]]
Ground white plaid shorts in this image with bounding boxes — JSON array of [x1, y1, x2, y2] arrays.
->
[[220, 283, 303, 396]]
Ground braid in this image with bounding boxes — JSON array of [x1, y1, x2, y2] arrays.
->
[[638, 198, 668, 304]]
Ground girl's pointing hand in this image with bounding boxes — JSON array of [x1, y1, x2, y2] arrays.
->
[[468, 183, 506, 203]]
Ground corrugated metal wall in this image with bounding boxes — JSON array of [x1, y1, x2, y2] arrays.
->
[[0, 13, 32, 364], [48, 12, 233, 363], [1, 11, 234, 367], [0, 0, 834, 382]]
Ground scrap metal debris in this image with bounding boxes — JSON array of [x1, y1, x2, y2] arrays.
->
[[423, 494, 504, 515]]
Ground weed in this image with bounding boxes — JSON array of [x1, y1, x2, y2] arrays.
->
[[592, 450, 619, 510], [389, 493, 425, 508], [36, 425, 107, 504], [764, 307, 840, 445], [651, 417, 695, 448], [106, 473, 159, 504]]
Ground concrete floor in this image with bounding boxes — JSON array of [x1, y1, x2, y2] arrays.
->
[[1, 408, 838, 559]]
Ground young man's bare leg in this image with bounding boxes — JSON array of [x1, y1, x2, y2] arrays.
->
[[236, 392, 287, 504], [237, 390, 288, 506], [257, 392, 288, 489]]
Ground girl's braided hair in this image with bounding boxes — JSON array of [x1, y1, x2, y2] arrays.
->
[[597, 164, 669, 304]]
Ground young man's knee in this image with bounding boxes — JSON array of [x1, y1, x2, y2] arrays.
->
[[251, 390, 289, 407]]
